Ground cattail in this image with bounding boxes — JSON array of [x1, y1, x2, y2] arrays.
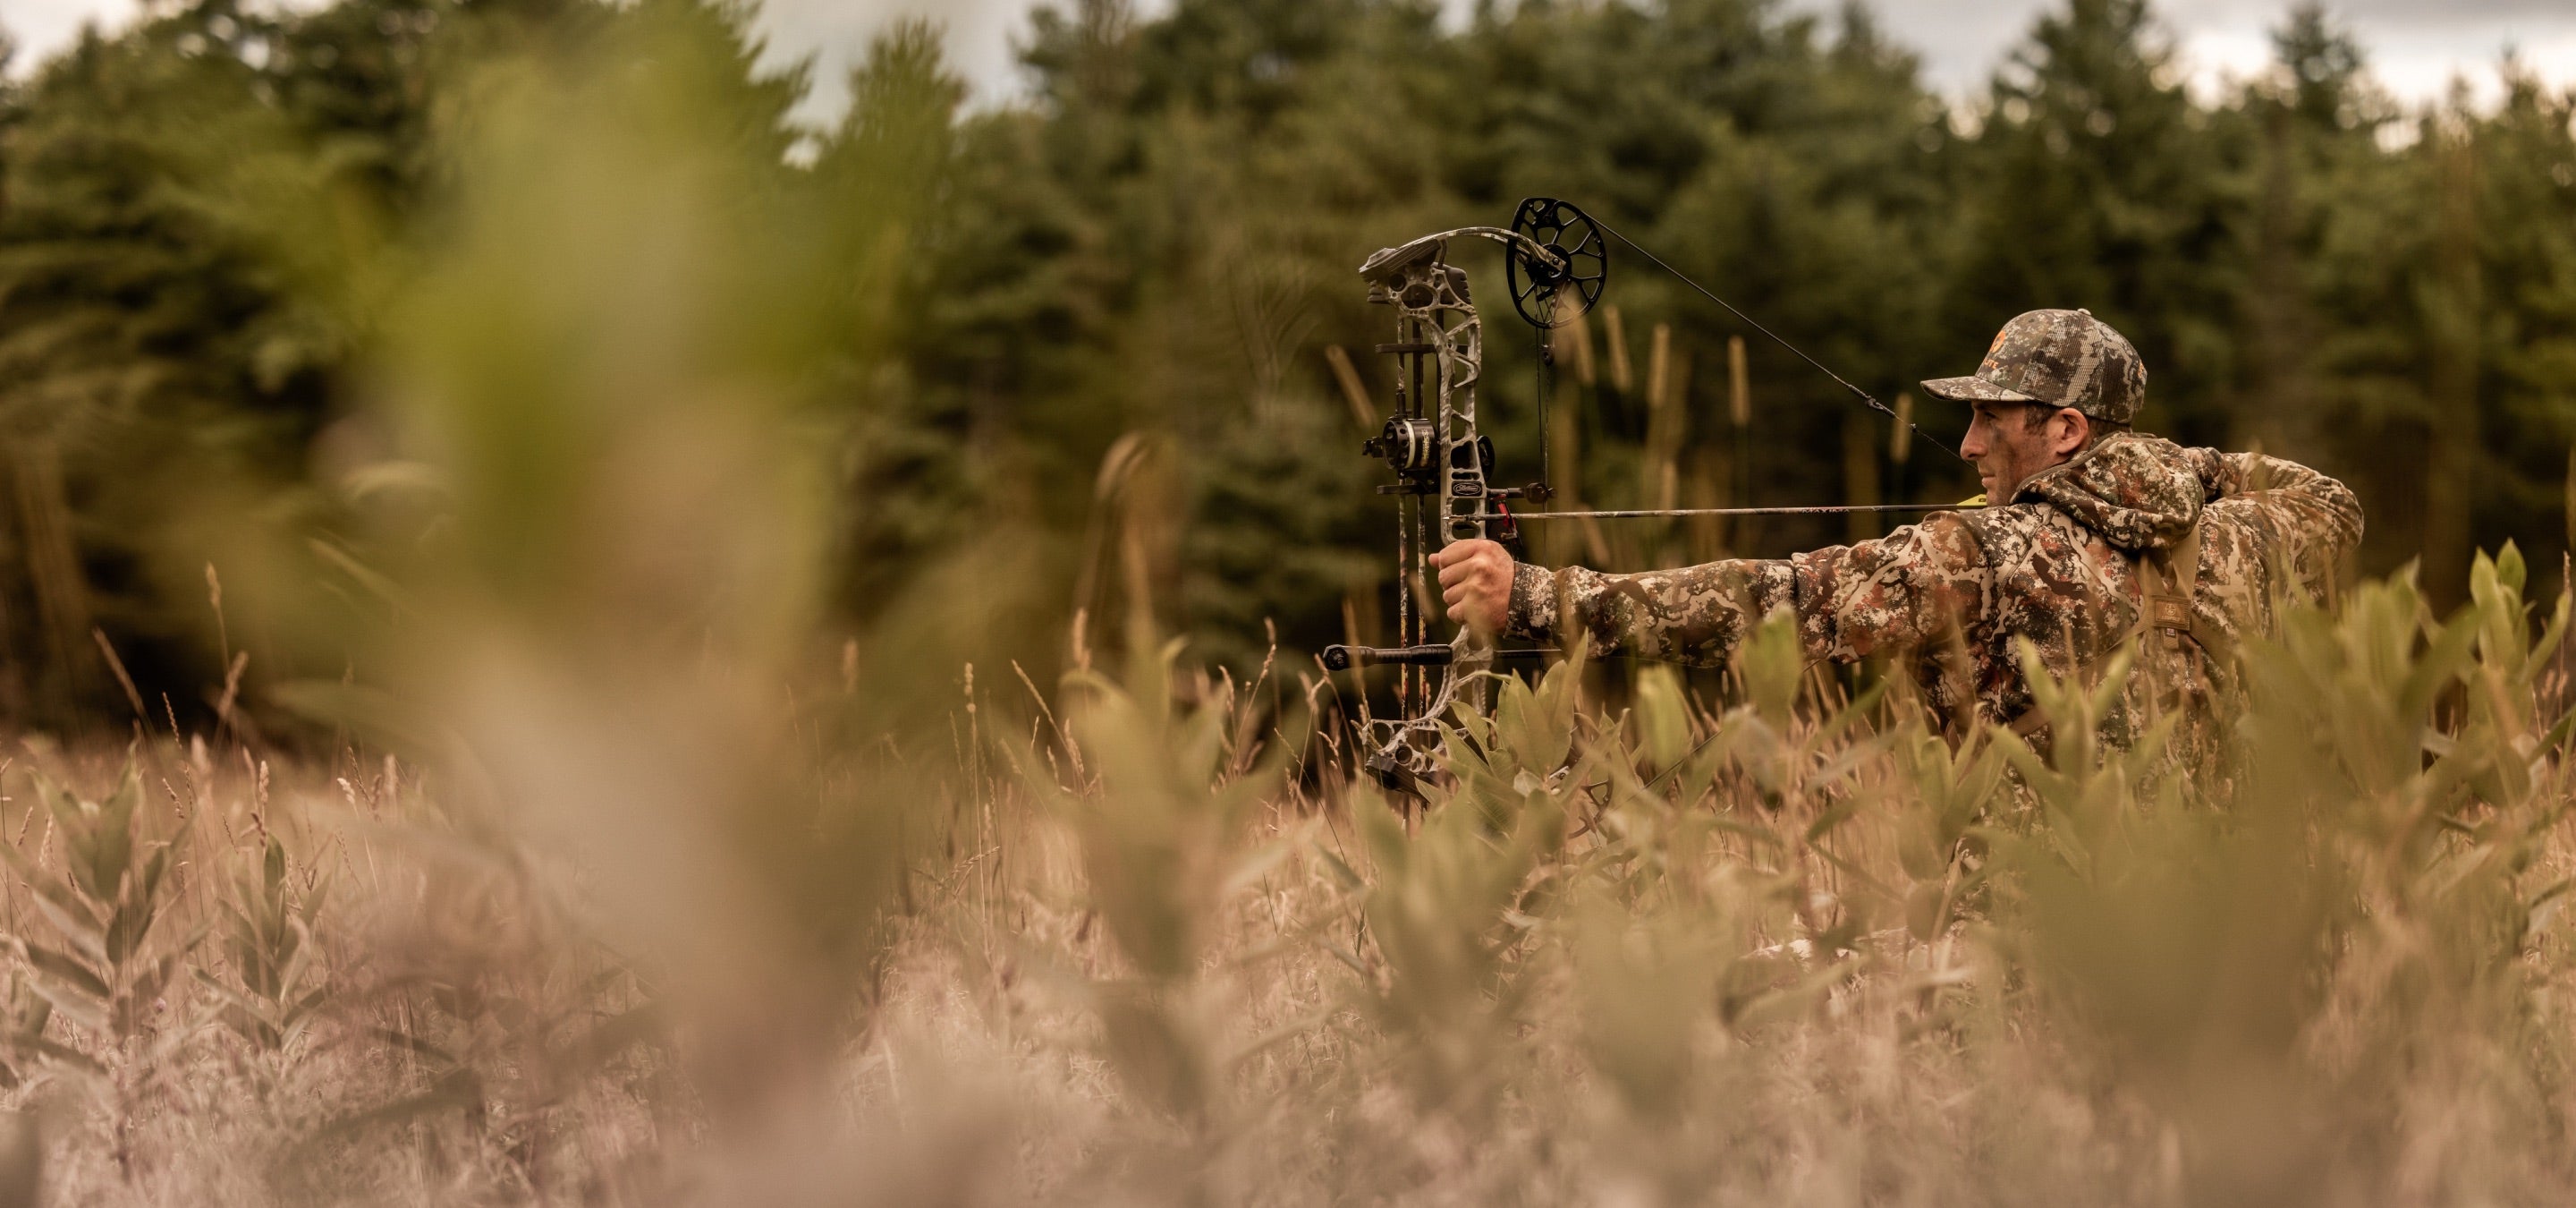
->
[[1844, 413, 1881, 545], [1727, 336, 1750, 429], [1687, 450, 1727, 560], [1646, 322, 1672, 417], [1670, 345, 1694, 423], [1567, 307, 1598, 387], [1643, 324, 1674, 511], [2565, 445, 2576, 561], [1604, 305, 1634, 394], [1665, 345, 1693, 456], [1324, 345, 1377, 429], [1728, 336, 1753, 534], [1644, 330, 1692, 513]]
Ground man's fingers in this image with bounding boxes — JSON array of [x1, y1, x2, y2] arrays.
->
[[1424, 540, 1508, 634], [1441, 568, 1496, 599], [1431, 538, 1500, 568]]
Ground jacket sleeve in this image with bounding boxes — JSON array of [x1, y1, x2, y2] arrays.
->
[[1504, 511, 1991, 668], [2210, 452, 2365, 591]]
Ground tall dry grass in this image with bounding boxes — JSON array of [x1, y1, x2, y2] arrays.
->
[[0, 548, 2572, 1204]]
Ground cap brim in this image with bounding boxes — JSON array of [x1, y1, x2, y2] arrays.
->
[[1920, 375, 2038, 403]]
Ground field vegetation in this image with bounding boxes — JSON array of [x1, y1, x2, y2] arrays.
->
[[1, 0, 2575, 1203], [2, 545, 2574, 1205]]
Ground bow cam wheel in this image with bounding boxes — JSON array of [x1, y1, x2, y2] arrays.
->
[[1507, 197, 1607, 328]]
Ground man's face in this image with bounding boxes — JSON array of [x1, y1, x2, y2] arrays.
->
[[1959, 402, 2085, 501]]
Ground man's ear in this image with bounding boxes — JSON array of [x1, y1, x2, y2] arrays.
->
[[2050, 408, 2090, 457]]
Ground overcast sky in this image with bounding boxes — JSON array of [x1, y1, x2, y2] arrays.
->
[[8, 0, 2574, 123]]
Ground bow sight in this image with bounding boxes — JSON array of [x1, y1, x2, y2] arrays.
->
[[1326, 198, 1605, 796]]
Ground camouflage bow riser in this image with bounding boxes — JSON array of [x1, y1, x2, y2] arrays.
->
[[1352, 244, 1503, 795], [1336, 216, 1596, 796]]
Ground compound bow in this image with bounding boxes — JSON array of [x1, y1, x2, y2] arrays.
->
[[1324, 198, 1969, 797]]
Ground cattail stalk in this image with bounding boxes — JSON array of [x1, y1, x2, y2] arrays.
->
[[1324, 345, 1377, 429], [1643, 325, 1674, 511], [1727, 336, 1751, 429], [1567, 308, 1598, 387], [1728, 336, 1753, 546], [1844, 413, 1883, 545], [1605, 306, 1634, 394]]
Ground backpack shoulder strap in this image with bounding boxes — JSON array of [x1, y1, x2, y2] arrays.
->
[[2137, 521, 2244, 701], [2138, 522, 2201, 651]]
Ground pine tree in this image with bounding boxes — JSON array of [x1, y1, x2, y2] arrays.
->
[[1, 0, 2574, 719], [0, 0, 573, 723], [1956, 0, 2247, 446], [2231, 6, 2377, 458], [0, 9, 319, 719], [2456, 70, 2576, 592]]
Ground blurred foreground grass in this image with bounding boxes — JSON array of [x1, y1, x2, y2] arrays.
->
[[4, 2, 2576, 1204], [4, 544, 2575, 1205]]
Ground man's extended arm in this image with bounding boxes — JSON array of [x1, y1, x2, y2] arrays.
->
[[1504, 513, 1991, 668]]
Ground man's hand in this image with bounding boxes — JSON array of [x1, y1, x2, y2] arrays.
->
[[1429, 539, 1514, 638]]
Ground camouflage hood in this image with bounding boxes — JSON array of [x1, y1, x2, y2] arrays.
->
[[2012, 432, 2225, 555]]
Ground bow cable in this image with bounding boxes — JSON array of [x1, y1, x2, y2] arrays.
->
[[1579, 213, 1968, 463]]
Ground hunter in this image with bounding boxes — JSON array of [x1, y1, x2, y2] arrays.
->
[[1429, 307, 2364, 753]]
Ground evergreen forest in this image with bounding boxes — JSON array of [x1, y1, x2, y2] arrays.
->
[[1, 0, 2572, 729]]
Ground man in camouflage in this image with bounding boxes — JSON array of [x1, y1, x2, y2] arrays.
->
[[1429, 308, 2363, 754]]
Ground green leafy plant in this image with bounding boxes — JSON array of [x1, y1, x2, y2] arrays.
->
[[0, 977, 54, 1091], [1006, 611, 1314, 1150], [197, 837, 330, 1053], [0, 758, 198, 1075]]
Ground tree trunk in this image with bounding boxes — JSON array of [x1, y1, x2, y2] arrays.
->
[[10, 435, 95, 718]]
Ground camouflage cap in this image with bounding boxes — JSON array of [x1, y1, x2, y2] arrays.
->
[[1921, 308, 2147, 424]]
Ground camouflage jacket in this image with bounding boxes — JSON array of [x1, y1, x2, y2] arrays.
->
[[1505, 433, 2363, 749]]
